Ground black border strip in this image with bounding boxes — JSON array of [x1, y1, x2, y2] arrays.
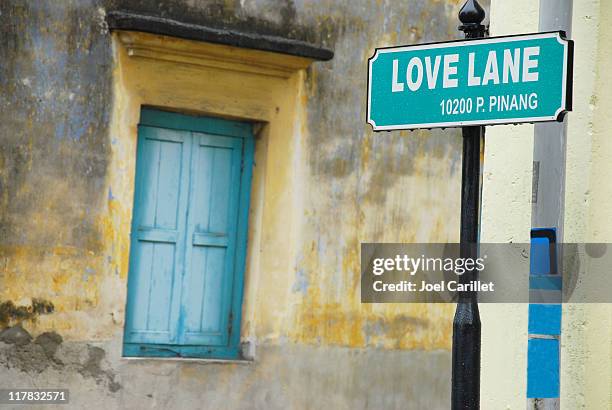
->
[[531, 228, 558, 275], [565, 38, 574, 112], [106, 11, 334, 62]]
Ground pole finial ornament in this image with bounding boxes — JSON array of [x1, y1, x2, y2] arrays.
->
[[459, 0, 485, 25], [458, 0, 486, 38]]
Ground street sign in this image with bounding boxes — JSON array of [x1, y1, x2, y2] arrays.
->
[[367, 32, 573, 131]]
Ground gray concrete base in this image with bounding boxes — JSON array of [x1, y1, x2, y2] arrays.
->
[[527, 398, 560, 410], [0, 337, 450, 410]]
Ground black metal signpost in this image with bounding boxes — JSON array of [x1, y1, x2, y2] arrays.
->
[[452, 1, 485, 409]]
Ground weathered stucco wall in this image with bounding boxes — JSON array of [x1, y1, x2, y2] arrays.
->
[[561, 1, 612, 408], [0, 1, 485, 408], [0, 1, 113, 336]]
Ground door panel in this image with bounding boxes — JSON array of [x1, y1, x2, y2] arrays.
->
[[137, 134, 183, 230], [124, 126, 189, 345], [184, 246, 227, 341], [181, 133, 243, 346]]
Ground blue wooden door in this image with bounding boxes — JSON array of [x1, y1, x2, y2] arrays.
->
[[124, 109, 254, 358], [181, 133, 242, 347]]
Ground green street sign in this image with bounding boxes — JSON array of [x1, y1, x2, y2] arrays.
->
[[367, 32, 573, 130]]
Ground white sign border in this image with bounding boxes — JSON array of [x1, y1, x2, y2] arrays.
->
[[367, 31, 573, 131]]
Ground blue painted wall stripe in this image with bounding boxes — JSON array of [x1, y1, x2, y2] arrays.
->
[[529, 275, 562, 291], [527, 338, 560, 398], [528, 304, 562, 335], [527, 228, 561, 400], [530, 237, 552, 275]]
